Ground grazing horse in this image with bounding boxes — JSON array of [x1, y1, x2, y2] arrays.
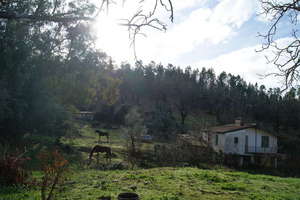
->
[[88, 145, 112, 165], [96, 130, 109, 143]]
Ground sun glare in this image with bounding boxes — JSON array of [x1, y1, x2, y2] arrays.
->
[[94, 15, 133, 63], [92, 1, 172, 65], [92, 2, 146, 64]]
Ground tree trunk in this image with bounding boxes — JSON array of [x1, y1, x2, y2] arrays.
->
[[130, 135, 136, 154], [180, 110, 188, 132]]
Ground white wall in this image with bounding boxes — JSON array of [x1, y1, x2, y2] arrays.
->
[[224, 129, 247, 154], [211, 133, 226, 153], [211, 128, 278, 155], [224, 128, 277, 154]]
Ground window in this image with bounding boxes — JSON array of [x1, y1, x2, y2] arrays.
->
[[234, 137, 239, 144], [215, 135, 219, 145], [261, 136, 269, 148]]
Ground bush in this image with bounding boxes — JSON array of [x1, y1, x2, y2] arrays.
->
[[38, 149, 69, 200], [0, 148, 31, 186]]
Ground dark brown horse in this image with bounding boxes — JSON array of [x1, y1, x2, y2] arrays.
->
[[88, 145, 112, 165], [96, 130, 109, 143]]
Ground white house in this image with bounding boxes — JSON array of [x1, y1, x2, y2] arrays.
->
[[208, 119, 279, 167]]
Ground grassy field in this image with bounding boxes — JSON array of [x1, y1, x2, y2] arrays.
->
[[1, 123, 300, 200], [1, 167, 300, 200]]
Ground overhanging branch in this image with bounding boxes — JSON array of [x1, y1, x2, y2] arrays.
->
[[0, 11, 94, 22]]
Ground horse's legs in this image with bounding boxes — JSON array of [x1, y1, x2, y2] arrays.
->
[[96, 152, 100, 166]]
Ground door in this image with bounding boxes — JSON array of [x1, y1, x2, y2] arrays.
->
[[245, 135, 249, 153]]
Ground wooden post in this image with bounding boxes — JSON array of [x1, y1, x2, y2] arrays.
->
[[251, 156, 255, 164], [274, 157, 278, 169], [239, 156, 244, 167]]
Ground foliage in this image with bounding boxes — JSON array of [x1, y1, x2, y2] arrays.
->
[[38, 149, 69, 200], [0, 0, 122, 141], [94, 105, 115, 125], [0, 147, 31, 186], [145, 103, 177, 139], [154, 142, 216, 167]]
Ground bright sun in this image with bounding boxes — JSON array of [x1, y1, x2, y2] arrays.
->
[[93, 3, 140, 64]]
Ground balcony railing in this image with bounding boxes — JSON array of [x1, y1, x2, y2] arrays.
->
[[246, 146, 278, 154], [225, 145, 278, 154]]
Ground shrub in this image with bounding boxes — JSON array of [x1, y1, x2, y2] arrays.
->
[[0, 148, 31, 186], [38, 149, 69, 200]]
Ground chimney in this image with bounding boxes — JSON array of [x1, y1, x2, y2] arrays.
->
[[235, 117, 243, 126]]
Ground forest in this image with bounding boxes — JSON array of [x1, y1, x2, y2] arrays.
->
[[1, 0, 300, 200]]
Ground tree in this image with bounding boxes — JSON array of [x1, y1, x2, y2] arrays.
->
[[123, 107, 147, 168], [0, 0, 174, 55], [258, 0, 300, 88], [0, 0, 173, 23]]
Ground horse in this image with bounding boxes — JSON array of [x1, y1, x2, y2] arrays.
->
[[88, 145, 112, 165], [96, 130, 109, 143]]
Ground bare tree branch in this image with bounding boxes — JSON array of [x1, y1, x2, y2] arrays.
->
[[0, 11, 94, 22], [258, 0, 300, 89], [120, 0, 174, 59]]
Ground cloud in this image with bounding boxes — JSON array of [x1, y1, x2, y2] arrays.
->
[[173, 0, 209, 11], [194, 37, 293, 88], [138, 8, 233, 59], [94, 0, 260, 67], [212, 0, 257, 28], [136, 0, 258, 63]]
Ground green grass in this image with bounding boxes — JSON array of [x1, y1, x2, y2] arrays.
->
[[56, 168, 300, 200], [3, 167, 299, 200], [0, 186, 40, 200], [1, 122, 300, 200]]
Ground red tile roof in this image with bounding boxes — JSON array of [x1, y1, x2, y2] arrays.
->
[[209, 123, 256, 134]]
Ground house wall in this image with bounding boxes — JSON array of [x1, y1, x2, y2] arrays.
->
[[210, 133, 226, 152], [224, 129, 247, 155], [223, 128, 277, 155]]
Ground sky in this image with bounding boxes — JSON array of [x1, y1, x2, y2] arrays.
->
[[92, 0, 292, 89]]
